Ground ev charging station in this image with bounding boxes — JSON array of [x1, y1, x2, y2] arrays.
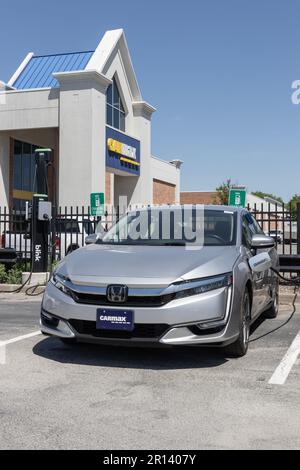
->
[[31, 149, 52, 274]]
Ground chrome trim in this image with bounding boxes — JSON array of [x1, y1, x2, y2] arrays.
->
[[51, 271, 232, 298]]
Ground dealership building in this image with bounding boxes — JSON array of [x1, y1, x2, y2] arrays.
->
[[0, 29, 181, 211]]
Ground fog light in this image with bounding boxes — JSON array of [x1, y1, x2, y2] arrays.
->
[[196, 320, 226, 329], [41, 310, 59, 327]]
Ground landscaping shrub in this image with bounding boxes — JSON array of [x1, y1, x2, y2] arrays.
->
[[0, 263, 8, 283]]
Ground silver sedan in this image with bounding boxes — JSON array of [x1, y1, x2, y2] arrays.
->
[[41, 205, 279, 357]]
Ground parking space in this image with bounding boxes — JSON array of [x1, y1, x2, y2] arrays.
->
[[0, 294, 299, 449]]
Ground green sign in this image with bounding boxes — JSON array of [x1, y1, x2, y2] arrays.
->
[[90, 192, 105, 216], [228, 188, 246, 207]]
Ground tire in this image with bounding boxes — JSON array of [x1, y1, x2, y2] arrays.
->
[[263, 285, 279, 319], [226, 289, 251, 358], [60, 337, 76, 345]]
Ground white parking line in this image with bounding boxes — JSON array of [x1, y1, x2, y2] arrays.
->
[[0, 331, 41, 365], [269, 331, 300, 385]]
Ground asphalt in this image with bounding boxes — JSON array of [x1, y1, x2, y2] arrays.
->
[[0, 294, 299, 450]]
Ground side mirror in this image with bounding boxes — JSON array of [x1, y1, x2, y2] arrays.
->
[[251, 234, 275, 249], [85, 234, 98, 245], [249, 252, 272, 273]]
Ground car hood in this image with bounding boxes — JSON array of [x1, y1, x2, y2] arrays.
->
[[59, 244, 240, 288]]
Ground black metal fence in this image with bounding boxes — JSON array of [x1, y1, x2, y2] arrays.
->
[[246, 202, 298, 255], [0, 205, 118, 266], [1, 203, 300, 270]]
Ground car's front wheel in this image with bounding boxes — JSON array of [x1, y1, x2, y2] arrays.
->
[[264, 284, 279, 319], [226, 289, 251, 358]]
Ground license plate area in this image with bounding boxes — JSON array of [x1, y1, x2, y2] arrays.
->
[[96, 308, 134, 331]]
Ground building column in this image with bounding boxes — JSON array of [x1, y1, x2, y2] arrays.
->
[[0, 132, 10, 208], [129, 101, 156, 205], [54, 70, 112, 208]]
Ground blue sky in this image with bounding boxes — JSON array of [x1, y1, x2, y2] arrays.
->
[[1, 0, 300, 201]]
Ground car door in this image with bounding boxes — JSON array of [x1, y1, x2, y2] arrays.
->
[[241, 213, 266, 317], [249, 213, 278, 307], [246, 212, 274, 313]]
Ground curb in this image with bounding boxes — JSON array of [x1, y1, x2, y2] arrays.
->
[[0, 284, 21, 292], [280, 293, 299, 305], [0, 284, 45, 294]]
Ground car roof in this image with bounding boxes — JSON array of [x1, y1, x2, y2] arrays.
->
[[128, 204, 245, 213]]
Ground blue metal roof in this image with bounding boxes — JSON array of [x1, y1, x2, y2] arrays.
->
[[12, 51, 94, 89]]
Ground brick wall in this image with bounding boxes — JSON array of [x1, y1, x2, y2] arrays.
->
[[180, 191, 220, 204], [153, 179, 176, 204]]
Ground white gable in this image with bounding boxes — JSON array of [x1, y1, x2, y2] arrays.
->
[[86, 29, 142, 101]]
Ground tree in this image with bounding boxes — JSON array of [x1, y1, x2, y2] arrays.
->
[[252, 191, 283, 205], [214, 179, 232, 205], [287, 194, 300, 219]]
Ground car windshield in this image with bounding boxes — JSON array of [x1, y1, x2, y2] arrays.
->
[[99, 208, 237, 246]]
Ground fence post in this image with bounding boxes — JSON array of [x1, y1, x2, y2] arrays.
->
[[297, 202, 300, 255]]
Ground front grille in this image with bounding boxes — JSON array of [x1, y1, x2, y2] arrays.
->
[[68, 319, 170, 339], [70, 291, 175, 308]]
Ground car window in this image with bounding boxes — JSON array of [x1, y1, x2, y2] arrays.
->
[[100, 209, 237, 246], [249, 214, 264, 234], [242, 215, 253, 248]]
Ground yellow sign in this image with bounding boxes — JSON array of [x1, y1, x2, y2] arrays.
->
[[107, 138, 137, 160], [120, 157, 140, 166]]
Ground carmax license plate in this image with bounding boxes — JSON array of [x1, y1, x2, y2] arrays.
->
[[96, 308, 134, 331]]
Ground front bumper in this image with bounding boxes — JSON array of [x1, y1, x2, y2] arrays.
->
[[41, 281, 240, 346]]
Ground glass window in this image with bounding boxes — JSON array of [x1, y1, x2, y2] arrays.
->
[[22, 155, 31, 191], [250, 214, 264, 234], [14, 140, 22, 155], [106, 105, 113, 127], [242, 216, 253, 248], [107, 84, 112, 104], [106, 77, 125, 131], [113, 107, 120, 130], [13, 154, 22, 190], [120, 112, 125, 132], [113, 84, 120, 108], [99, 209, 237, 246], [13, 140, 41, 194]]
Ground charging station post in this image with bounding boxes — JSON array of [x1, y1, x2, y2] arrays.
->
[[31, 149, 52, 273]]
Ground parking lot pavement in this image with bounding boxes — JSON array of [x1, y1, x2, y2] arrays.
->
[[0, 296, 299, 450]]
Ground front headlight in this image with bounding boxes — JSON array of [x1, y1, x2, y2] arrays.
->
[[50, 272, 72, 297], [173, 273, 232, 299]]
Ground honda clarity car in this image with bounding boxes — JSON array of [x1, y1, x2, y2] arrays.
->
[[41, 205, 279, 357]]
